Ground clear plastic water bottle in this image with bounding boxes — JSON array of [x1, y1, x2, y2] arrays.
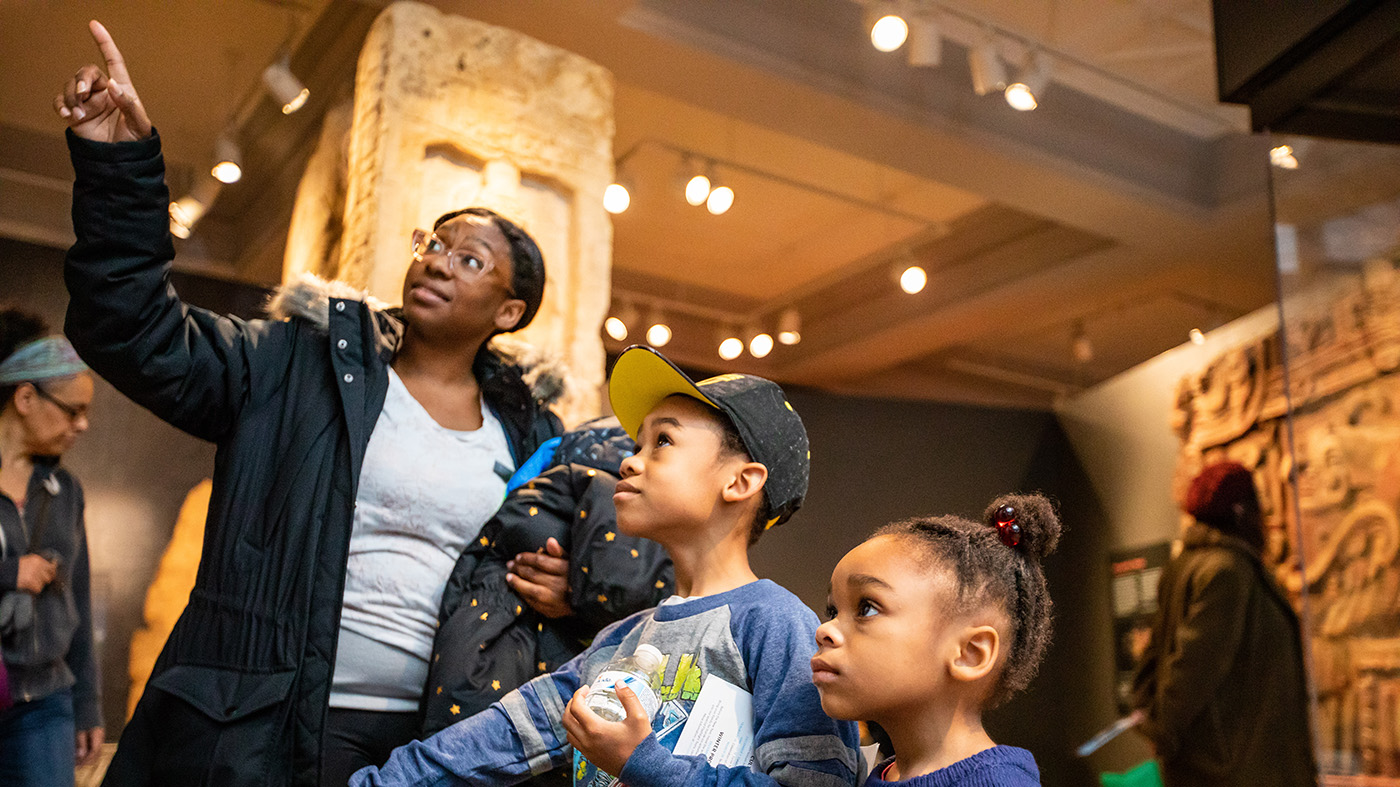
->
[[585, 643, 664, 722]]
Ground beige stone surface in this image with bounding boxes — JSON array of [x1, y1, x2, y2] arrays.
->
[[283, 101, 354, 285], [287, 1, 615, 424], [126, 479, 210, 719]]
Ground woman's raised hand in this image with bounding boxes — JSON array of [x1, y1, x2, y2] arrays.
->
[[54, 20, 152, 142]]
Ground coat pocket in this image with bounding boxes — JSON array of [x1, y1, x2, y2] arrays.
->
[[148, 664, 295, 722], [142, 665, 297, 785]]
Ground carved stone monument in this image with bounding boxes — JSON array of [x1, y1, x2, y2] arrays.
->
[[1175, 261, 1400, 783], [284, 1, 614, 424]]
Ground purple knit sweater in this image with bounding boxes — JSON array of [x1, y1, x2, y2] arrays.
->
[[864, 746, 1041, 787]]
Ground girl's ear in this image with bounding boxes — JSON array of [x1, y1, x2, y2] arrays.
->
[[722, 461, 768, 505], [949, 625, 1000, 684]]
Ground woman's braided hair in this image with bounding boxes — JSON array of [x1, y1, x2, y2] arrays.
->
[[875, 493, 1061, 707]]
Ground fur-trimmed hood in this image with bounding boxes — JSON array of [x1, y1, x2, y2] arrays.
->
[[265, 273, 566, 406]]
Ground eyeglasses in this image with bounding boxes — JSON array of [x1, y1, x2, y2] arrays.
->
[[31, 384, 87, 423], [411, 229, 514, 295]]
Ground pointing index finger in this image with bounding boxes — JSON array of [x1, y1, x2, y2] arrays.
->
[[88, 20, 131, 84]]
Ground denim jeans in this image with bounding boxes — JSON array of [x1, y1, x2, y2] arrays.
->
[[0, 687, 75, 787]]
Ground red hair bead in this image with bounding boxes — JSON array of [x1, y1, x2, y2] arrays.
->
[[994, 504, 1022, 548]]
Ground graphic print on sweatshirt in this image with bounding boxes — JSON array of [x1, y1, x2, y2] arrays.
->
[[574, 604, 748, 787]]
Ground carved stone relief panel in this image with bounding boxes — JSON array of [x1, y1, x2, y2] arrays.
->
[[1175, 260, 1400, 781]]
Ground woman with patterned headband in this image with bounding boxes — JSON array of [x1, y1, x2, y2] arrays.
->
[[0, 308, 103, 787]]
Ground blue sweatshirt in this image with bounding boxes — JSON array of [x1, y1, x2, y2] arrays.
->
[[864, 748, 1040, 787], [353, 579, 860, 787]]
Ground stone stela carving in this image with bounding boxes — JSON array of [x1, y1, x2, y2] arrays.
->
[[1175, 261, 1400, 783], [284, 1, 615, 425]]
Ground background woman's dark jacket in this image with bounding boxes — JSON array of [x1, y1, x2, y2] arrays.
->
[[422, 421, 673, 736], [1132, 524, 1317, 787], [0, 459, 100, 729], [63, 131, 561, 787]]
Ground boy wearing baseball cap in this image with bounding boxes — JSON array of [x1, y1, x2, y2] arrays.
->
[[357, 346, 859, 787]]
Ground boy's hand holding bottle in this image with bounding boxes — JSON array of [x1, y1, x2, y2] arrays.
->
[[564, 682, 655, 776]]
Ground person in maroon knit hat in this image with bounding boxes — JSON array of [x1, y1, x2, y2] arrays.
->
[[1131, 461, 1317, 787]]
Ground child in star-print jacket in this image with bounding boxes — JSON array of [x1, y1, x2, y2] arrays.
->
[[422, 418, 675, 738]]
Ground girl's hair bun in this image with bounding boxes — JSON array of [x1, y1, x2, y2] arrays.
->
[[983, 493, 1061, 561]]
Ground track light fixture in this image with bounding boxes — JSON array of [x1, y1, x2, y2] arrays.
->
[[211, 135, 243, 184], [683, 157, 713, 207], [746, 327, 774, 359], [168, 196, 205, 239], [777, 309, 802, 345], [645, 307, 672, 347], [870, 13, 909, 52], [168, 178, 223, 239], [718, 326, 744, 361], [906, 13, 942, 67], [1270, 145, 1299, 169], [1072, 322, 1094, 364], [603, 182, 630, 214], [262, 60, 309, 115], [604, 317, 628, 342], [899, 265, 927, 294], [968, 38, 1007, 96], [706, 176, 734, 216], [605, 301, 640, 341], [1005, 51, 1052, 111]]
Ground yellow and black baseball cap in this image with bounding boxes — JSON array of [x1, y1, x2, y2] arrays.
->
[[608, 346, 810, 528]]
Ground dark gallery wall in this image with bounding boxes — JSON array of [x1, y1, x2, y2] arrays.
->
[[4, 236, 1110, 786]]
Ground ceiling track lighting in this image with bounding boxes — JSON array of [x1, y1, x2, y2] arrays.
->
[[1071, 322, 1094, 364], [899, 265, 927, 294], [211, 134, 243, 184], [870, 12, 909, 52], [777, 308, 802, 345], [262, 59, 309, 115], [1005, 51, 1052, 111], [603, 181, 631, 214], [604, 301, 640, 342], [968, 37, 1007, 97], [169, 196, 205, 239], [682, 155, 713, 207], [717, 326, 744, 361], [645, 307, 672, 348], [168, 178, 223, 239], [604, 157, 632, 216], [906, 13, 942, 67], [1270, 144, 1299, 169], [604, 316, 629, 342], [706, 171, 734, 215], [745, 326, 774, 359]]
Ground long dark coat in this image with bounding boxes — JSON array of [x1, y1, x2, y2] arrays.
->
[[1133, 524, 1318, 787], [63, 131, 561, 786]]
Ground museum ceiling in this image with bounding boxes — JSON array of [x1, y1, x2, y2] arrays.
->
[[0, 0, 1286, 409]]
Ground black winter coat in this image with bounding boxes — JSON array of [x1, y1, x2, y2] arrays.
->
[[421, 420, 673, 736], [1132, 524, 1317, 787], [63, 131, 562, 786]]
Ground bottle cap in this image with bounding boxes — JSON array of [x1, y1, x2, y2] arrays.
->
[[632, 644, 664, 673]]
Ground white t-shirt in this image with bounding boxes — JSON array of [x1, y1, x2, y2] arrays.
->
[[330, 368, 515, 711]]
